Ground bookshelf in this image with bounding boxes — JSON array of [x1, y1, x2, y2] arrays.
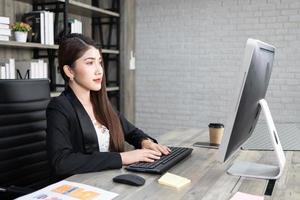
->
[[65, 0, 119, 17], [0, 0, 121, 109], [0, 40, 58, 49], [0, 40, 119, 53], [17, 0, 119, 17]]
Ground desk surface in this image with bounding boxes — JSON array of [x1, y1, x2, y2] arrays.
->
[[67, 128, 300, 200]]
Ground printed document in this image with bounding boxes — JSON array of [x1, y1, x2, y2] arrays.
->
[[16, 180, 118, 200]]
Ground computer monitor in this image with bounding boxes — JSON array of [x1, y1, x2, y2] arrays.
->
[[217, 38, 285, 180]]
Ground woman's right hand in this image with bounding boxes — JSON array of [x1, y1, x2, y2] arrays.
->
[[120, 149, 161, 165]]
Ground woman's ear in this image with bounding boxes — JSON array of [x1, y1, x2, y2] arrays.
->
[[63, 65, 75, 81]]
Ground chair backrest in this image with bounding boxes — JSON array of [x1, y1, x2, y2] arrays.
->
[[0, 79, 51, 190]]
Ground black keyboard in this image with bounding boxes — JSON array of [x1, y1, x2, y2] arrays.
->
[[126, 146, 193, 174]]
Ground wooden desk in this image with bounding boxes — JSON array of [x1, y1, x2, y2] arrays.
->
[[66, 128, 300, 200]]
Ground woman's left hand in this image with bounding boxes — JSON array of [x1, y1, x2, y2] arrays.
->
[[141, 139, 171, 156]]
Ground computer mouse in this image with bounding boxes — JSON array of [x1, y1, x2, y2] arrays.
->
[[113, 174, 145, 186]]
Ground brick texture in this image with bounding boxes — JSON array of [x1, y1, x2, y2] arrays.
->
[[135, 0, 300, 136]]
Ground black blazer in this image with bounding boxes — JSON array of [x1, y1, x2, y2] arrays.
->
[[46, 87, 156, 177]]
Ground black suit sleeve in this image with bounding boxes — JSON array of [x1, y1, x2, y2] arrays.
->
[[118, 113, 157, 149], [46, 100, 122, 176]]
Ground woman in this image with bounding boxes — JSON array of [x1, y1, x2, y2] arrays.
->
[[46, 33, 170, 178]]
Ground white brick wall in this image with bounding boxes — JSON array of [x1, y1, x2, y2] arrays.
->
[[135, 0, 300, 136]]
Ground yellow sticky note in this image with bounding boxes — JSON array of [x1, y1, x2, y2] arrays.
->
[[158, 172, 191, 189]]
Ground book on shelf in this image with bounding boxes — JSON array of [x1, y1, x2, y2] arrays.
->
[[0, 24, 9, 29], [0, 65, 5, 79], [46, 11, 54, 45], [0, 16, 11, 41], [0, 28, 11, 36], [0, 35, 9, 41], [0, 58, 15, 79], [43, 11, 54, 45], [15, 59, 48, 79], [55, 18, 82, 43], [69, 18, 82, 34], [22, 11, 54, 45], [0, 16, 9, 24]]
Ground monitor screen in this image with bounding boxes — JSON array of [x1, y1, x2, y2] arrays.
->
[[217, 38, 275, 163]]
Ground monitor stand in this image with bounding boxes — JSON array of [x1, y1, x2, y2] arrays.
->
[[227, 99, 286, 179]]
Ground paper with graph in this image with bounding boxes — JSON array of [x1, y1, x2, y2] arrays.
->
[[16, 180, 118, 200]]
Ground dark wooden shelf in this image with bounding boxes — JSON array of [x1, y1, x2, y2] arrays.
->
[[101, 49, 119, 54], [106, 86, 119, 92], [16, 0, 119, 17], [68, 0, 119, 17], [0, 41, 119, 54], [0, 40, 59, 49]]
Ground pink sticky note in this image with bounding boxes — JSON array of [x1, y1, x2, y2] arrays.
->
[[230, 192, 264, 200]]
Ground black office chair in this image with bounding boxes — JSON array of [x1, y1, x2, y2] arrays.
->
[[0, 79, 51, 199]]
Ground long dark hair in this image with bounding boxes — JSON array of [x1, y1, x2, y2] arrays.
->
[[58, 33, 125, 152]]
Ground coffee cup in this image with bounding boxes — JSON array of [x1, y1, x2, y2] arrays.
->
[[208, 123, 224, 145]]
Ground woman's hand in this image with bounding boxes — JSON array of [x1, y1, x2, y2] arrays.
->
[[141, 139, 171, 156], [120, 149, 161, 165]]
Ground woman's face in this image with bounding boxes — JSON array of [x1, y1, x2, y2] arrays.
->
[[71, 46, 103, 91]]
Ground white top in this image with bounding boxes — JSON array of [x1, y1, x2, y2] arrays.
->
[[92, 119, 110, 152]]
